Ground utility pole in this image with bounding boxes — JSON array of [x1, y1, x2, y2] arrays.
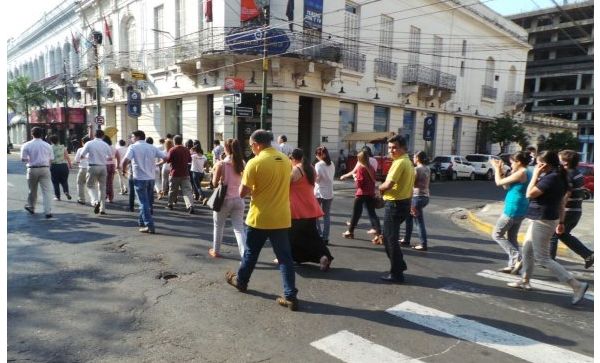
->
[[92, 31, 103, 137], [259, 7, 269, 130], [63, 60, 70, 149]]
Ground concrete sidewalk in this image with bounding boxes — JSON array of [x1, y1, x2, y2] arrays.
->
[[467, 200, 595, 261]]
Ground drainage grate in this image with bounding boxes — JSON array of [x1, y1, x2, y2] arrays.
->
[[156, 271, 179, 281]]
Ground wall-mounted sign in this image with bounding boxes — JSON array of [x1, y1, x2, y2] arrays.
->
[[304, 0, 323, 30], [224, 78, 246, 92], [223, 93, 242, 105], [423, 116, 436, 141], [224, 106, 254, 117], [127, 91, 142, 118], [95, 115, 105, 125], [225, 27, 290, 55]]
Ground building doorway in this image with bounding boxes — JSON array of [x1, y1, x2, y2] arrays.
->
[[298, 96, 315, 151]]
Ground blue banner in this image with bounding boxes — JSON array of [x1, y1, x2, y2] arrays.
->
[[304, 0, 323, 30], [226, 27, 290, 55]]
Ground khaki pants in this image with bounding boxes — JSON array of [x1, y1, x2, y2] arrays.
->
[[168, 176, 193, 208], [26, 167, 52, 215], [77, 168, 88, 202], [117, 168, 128, 193], [87, 165, 107, 212]]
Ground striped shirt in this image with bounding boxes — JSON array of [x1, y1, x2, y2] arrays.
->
[[565, 169, 585, 212]]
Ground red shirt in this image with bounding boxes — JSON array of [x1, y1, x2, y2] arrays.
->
[[355, 165, 376, 196], [167, 145, 191, 177]]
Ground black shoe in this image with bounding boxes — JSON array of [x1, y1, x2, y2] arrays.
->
[[24, 206, 34, 215], [77, 200, 86, 205], [276, 296, 299, 311], [45, 214, 53, 219], [128, 207, 135, 212], [380, 274, 404, 283], [584, 254, 594, 269], [166, 204, 174, 210], [100, 211, 107, 215], [187, 207, 195, 215], [93, 202, 100, 214], [139, 227, 155, 234], [65, 193, 72, 200]]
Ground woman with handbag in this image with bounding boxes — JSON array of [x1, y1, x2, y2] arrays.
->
[[209, 138, 246, 258], [400, 151, 431, 251], [340, 151, 383, 244], [288, 148, 334, 271]]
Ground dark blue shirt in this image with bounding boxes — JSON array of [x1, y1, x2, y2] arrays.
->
[[526, 170, 567, 220]]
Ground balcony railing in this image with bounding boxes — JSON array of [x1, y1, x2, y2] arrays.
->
[[341, 49, 366, 73], [504, 91, 523, 106], [374, 58, 397, 80], [481, 85, 498, 100], [402, 64, 456, 91]]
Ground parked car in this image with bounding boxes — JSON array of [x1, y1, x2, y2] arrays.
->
[[465, 154, 511, 180], [430, 155, 475, 181], [577, 163, 594, 199]]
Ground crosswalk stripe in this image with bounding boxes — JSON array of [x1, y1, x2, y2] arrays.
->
[[310, 330, 425, 363], [477, 270, 594, 301], [386, 301, 593, 363]]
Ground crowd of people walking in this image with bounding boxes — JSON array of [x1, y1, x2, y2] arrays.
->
[[19, 126, 593, 311]]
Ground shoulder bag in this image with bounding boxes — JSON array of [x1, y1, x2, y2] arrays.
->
[[206, 162, 229, 212]]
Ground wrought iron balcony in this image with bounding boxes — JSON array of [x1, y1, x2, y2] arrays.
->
[[340, 49, 366, 73], [374, 58, 397, 80], [402, 64, 456, 91], [504, 91, 523, 106], [481, 85, 497, 100]]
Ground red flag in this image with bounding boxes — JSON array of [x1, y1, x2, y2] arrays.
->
[[204, 0, 213, 23], [240, 0, 260, 21], [104, 17, 113, 45], [71, 31, 80, 54]]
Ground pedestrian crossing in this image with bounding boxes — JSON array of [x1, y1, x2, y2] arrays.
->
[[311, 301, 593, 363]]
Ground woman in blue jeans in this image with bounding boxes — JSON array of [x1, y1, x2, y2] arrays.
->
[[401, 151, 430, 251], [490, 151, 530, 273]]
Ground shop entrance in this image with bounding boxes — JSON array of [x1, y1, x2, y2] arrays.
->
[[298, 96, 315, 152]]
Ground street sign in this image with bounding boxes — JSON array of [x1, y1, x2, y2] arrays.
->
[[131, 71, 146, 80], [223, 93, 242, 105], [224, 77, 245, 92], [224, 106, 254, 117], [423, 116, 436, 141], [95, 115, 105, 125], [127, 91, 142, 118]]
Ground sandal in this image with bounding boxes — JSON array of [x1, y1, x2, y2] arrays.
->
[[276, 296, 299, 311], [319, 256, 331, 271], [507, 280, 532, 291], [225, 271, 247, 292], [412, 245, 427, 251], [342, 231, 354, 239], [371, 235, 384, 245], [208, 248, 222, 258]]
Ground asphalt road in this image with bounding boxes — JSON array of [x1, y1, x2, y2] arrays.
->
[[7, 154, 593, 362]]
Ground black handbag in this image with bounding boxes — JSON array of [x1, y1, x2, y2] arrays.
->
[[206, 182, 227, 212]]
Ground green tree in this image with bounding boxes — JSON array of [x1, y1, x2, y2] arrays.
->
[[7, 76, 54, 140], [487, 116, 529, 153], [539, 130, 579, 152]]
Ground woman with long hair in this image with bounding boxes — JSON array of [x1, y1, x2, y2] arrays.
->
[[314, 146, 335, 244], [340, 151, 383, 244], [490, 151, 530, 272], [210, 138, 247, 258], [49, 134, 72, 201], [508, 151, 589, 305], [158, 139, 174, 200], [289, 148, 334, 270], [401, 151, 431, 251], [190, 145, 208, 203]]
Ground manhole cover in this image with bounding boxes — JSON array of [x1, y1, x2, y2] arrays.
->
[[156, 271, 179, 281]]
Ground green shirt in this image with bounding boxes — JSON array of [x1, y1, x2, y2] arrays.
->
[[51, 144, 66, 164], [383, 154, 414, 201]]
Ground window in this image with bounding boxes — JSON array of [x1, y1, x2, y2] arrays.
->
[[126, 17, 136, 67], [462, 40, 467, 57], [485, 57, 495, 87], [408, 26, 421, 65], [198, 0, 204, 29], [432, 35, 442, 71], [339, 102, 357, 151], [374, 106, 389, 132], [460, 61, 465, 77], [403, 110, 415, 152], [451, 117, 462, 155], [154, 5, 164, 67], [175, 0, 185, 39], [344, 1, 360, 63], [379, 15, 393, 61]]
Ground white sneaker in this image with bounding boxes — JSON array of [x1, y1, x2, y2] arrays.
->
[[572, 282, 589, 305]]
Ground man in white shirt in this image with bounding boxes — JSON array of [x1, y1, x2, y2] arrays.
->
[[78, 129, 113, 215], [122, 130, 167, 234], [115, 139, 129, 195], [21, 127, 54, 218], [278, 135, 294, 156]]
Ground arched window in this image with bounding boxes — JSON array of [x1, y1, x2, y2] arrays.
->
[[125, 17, 137, 68], [485, 57, 495, 87]]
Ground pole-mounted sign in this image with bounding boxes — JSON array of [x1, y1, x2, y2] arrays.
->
[[127, 90, 142, 118], [423, 116, 436, 141]]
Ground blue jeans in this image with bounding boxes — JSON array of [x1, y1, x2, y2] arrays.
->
[[383, 199, 410, 278], [316, 198, 333, 241], [191, 171, 205, 198], [128, 177, 136, 210], [492, 213, 524, 268], [134, 179, 155, 230], [404, 196, 429, 246], [237, 226, 298, 299]]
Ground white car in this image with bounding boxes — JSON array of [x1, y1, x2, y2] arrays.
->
[[430, 155, 476, 181], [465, 154, 511, 180]]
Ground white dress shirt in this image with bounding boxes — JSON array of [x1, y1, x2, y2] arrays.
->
[[21, 138, 53, 167], [124, 140, 167, 180], [79, 138, 113, 165], [75, 148, 89, 169]]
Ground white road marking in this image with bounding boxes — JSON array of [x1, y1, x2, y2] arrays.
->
[[8, 182, 14, 188], [386, 301, 593, 363], [477, 270, 594, 301], [310, 330, 424, 363]]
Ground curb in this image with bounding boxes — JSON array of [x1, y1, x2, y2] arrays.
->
[[466, 211, 571, 258]]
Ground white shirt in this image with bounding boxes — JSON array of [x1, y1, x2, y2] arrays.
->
[[191, 153, 208, 172], [116, 146, 129, 167], [279, 142, 294, 156], [79, 138, 113, 165], [314, 160, 335, 200], [75, 148, 89, 169], [124, 140, 167, 180], [21, 138, 53, 167]]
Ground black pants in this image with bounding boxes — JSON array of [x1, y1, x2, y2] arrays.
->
[[383, 199, 410, 278], [549, 211, 593, 260], [50, 163, 70, 198], [348, 195, 381, 234]]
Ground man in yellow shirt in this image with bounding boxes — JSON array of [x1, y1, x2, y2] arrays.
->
[[225, 129, 299, 311], [378, 135, 415, 283]]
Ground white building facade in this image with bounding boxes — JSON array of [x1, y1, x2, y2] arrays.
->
[[8, 0, 530, 160]]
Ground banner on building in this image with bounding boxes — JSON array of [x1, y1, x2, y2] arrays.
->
[[241, 0, 260, 21], [204, 0, 213, 22], [29, 108, 86, 124], [303, 0, 323, 30]]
